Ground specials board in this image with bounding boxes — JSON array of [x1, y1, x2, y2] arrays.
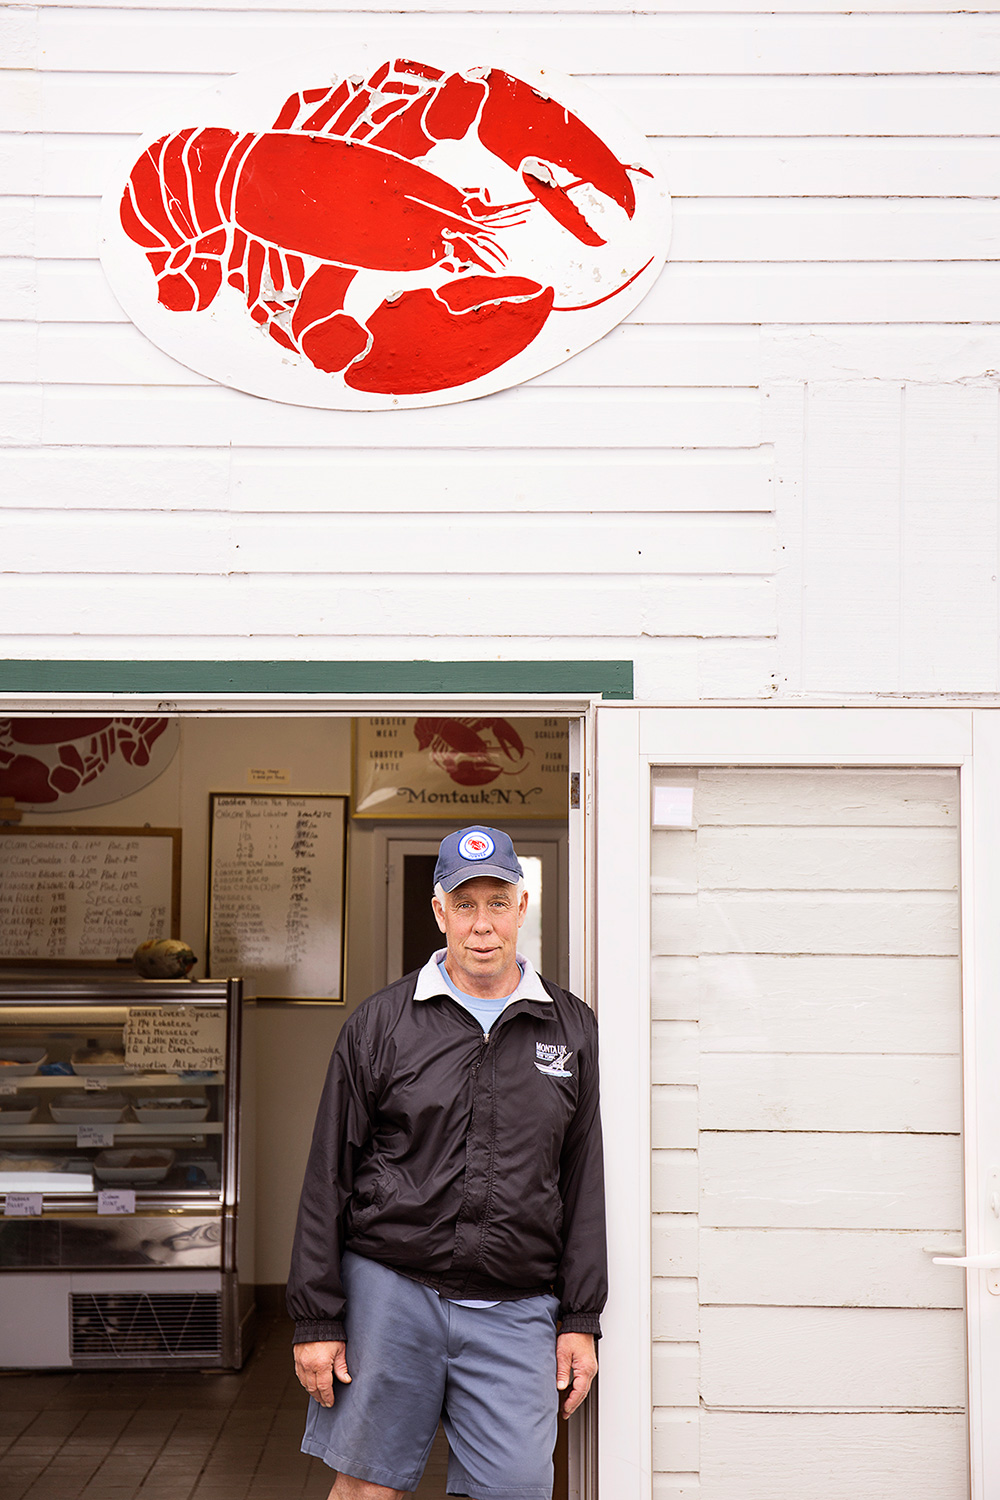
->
[[124, 1005, 226, 1072], [0, 827, 180, 964], [207, 794, 347, 1000]]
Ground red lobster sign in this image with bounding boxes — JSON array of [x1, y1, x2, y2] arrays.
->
[[101, 51, 668, 409]]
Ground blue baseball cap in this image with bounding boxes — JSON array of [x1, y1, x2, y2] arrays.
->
[[434, 826, 524, 893]]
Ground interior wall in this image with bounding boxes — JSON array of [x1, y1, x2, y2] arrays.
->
[[17, 716, 353, 1285]]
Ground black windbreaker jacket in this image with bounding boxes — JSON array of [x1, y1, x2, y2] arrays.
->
[[287, 957, 607, 1344]]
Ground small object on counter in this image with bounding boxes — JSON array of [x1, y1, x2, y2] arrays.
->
[[0, 1153, 94, 1193], [0, 1047, 47, 1076], [132, 939, 198, 978], [0, 1093, 40, 1125], [38, 1061, 74, 1076], [50, 1092, 129, 1125], [133, 1096, 209, 1125], [70, 1043, 127, 1077], [94, 1147, 175, 1185]]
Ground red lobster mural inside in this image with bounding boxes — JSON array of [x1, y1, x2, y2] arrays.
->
[[0, 719, 171, 807], [117, 59, 657, 399]]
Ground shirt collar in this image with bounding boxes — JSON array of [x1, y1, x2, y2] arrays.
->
[[413, 949, 551, 1005]]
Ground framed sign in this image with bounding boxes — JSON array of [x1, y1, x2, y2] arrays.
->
[[206, 794, 347, 1000], [353, 717, 569, 820], [0, 827, 180, 966]]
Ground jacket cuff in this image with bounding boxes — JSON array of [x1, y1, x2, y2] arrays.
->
[[558, 1312, 602, 1339], [292, 1319, 347, 1345]]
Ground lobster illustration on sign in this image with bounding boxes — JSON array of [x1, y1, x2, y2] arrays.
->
[[413, 717, 529, 787], [115, 58, 662, 402]]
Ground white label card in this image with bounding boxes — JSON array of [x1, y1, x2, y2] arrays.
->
[[4, 1193, 42, 1217], [97, 1189, 135, 1216], [77, 1124, 115, 1148], [0, 1082, 17, 1096], [83, 1077, 108, 1092]]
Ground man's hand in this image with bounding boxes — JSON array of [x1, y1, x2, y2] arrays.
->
[[294, 1339, 351, 1407], [555, 1332, 597, 1418]]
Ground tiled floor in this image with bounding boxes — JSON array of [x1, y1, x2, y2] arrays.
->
[[0, 1317, 450, 1500]]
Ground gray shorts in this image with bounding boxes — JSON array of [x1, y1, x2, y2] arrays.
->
[[300, 1251, 560, 1499]]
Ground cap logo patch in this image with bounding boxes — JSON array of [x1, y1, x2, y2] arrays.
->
[[459, 831, 495, 861]]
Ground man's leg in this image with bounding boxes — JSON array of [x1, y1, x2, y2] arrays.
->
[[442, 1294, 561, 1500], [327, 1474, 406, 1500]]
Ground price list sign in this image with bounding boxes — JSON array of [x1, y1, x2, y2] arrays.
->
[[0, 828, 179, 964], [207, 794, 346, 1000]]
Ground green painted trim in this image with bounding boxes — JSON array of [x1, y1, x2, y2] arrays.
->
[[0, 660, 634, 700]]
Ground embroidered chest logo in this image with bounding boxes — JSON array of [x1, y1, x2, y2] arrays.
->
[[535, 1042, 574, 1078]]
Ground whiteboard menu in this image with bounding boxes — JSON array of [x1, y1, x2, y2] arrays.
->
[[0, 827, 180, 964], [207, 794, 346, 1000]]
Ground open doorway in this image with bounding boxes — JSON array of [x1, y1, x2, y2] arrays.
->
[[0, 705, 588, 1500]]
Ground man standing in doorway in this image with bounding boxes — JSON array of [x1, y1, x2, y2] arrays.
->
[[288, 825, 606, 1500]]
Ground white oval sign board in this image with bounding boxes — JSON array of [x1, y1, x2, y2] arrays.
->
[[100, 50, 669, 410]]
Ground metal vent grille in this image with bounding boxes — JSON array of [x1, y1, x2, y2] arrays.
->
[[71, 1291, 222, 1361]]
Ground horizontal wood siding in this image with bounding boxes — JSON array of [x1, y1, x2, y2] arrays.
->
[[650, 767, 967, 1499], [2, 5, 995, 693]]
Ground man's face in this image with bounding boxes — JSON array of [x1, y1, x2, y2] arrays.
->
[[432, 876, 528, 997]]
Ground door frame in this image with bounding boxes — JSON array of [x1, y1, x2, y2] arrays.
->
[[594, 705, 999, 1500]]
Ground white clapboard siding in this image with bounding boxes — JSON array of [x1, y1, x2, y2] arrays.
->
[[671, 769, 960, 826], [608, 76, 1000, 138], [652, 1023, 700, 1085], [17, 386, 763, 450], [15, 135, 1000, 202], [659, 140, 1000, 197], [699, 1228, 965, 1309], [0, 512, 777, 577], [653, 1279, 700, 1341], [652, 1215, 699, 1278], [668, 201, 1000, 264], [1, 449, 773, 515], [26, 13, 1000, 74], [700, 1305, 966, 1408], [0, 574, 776, 639], [8, 322, 760, 391], [651, 889, 959, 957], [652, 1087, 699, 1148], [8, 73, 1000, 139], [693, 955, 963, 1054], [763, 325, 1000, 385], [652, 1344, 700, 1408], [653, 1151, 700, 1214], [654, 826, 958, 892], [30, 254, 1000, 331], [794, 382, 1000, 693], [699, 1053, 962, 1133], [898, 388, 1000, 691], [699, 1413, 968, 1500], [10, 193, 1000, 274], [700, 1132, 964, 1230]]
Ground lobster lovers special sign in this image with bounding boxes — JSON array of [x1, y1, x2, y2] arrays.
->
[[99, 48, 669, 410]]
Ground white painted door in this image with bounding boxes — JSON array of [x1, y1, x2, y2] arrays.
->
[[595, 709, 1000, 1500]]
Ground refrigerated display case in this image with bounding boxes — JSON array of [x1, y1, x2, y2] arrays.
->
[[0, 973, 255, 1369]]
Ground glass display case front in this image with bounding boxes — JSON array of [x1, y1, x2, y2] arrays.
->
[[0, 1004, 225, 1203], [0, 975, 254, 1369]]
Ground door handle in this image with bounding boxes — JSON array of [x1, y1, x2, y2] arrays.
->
[[933, 1253, 1000, 1269], [931, 1168, 1000, 1292]]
